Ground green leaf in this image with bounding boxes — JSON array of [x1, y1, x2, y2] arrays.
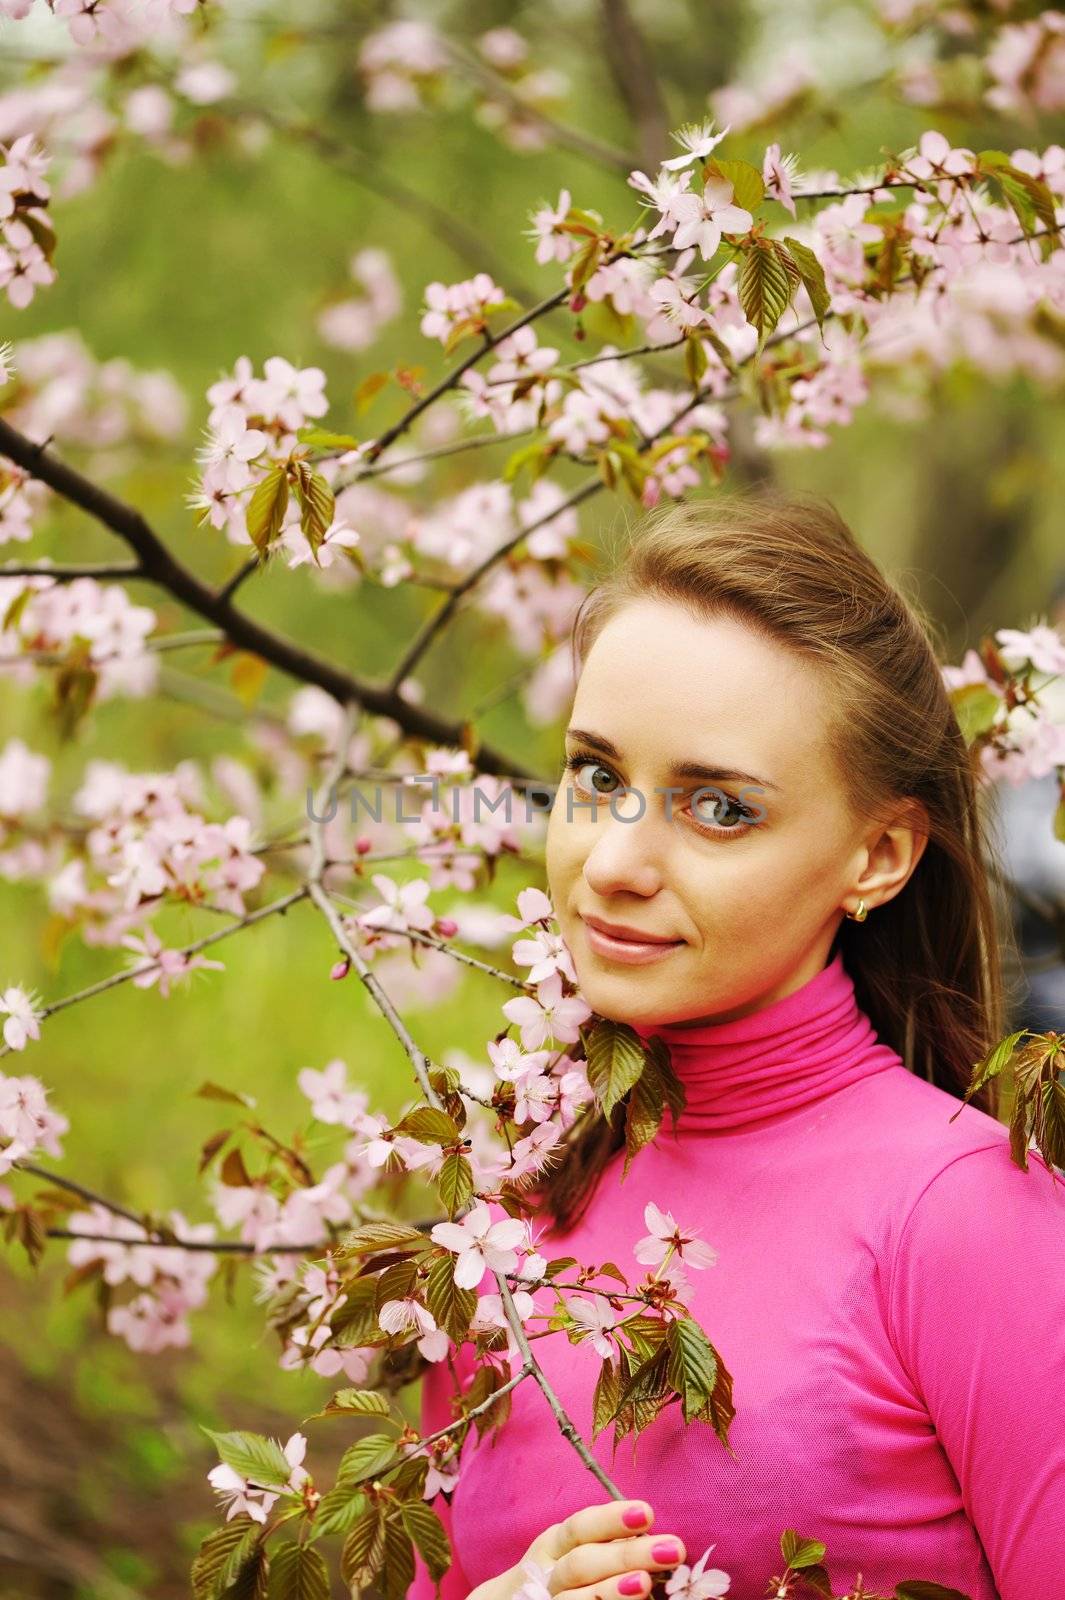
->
[[311, 1484, 369, 1539], [296, 426, 360, 451], [400, 1499, 453, 1582], [894, 1584, 975, 1600], [738, 239, 794, 347], [706, 156, 765, 214], [222, 1544, 270, 1600], [780, 1529, 828, 1568], [623, 1052, 666, 1176], [393, 1106, 461, 1145], [950, 1028, 1027, 1118], [684, 333, 708, 387], [265, 1543, 329, 1600], [1038, 1075, 1065, 1172], [569, 236, 605, 294], [1010, 1089, 1034, 1171], [949, 682, 1002, 745], [780, 236, 831, 331], [331, 1274, 388, 1348], [978, 151, 1059, 260], [374, 1256, 419, 1313], [192, 1518, 262, 1600], [584, 1019, 648, 1118], [336, 1432, 401, 1485], [245, 464, 290, 555], [196, 1080, 257, 1109], [381, 1515, 417, 1600], [293, 465, 335, 559], [354, 371, 389, 413], [340, 1505, 387, 1589], [318, 1386, 392, 1418], [203, 1429, 293, 1490], [592, 1355, 622, 1439], [503, 439, 554, 487], [463, 1361, 515, 1440], [438, 1150, 474, 1217], [1055, 793, 1065, 845], [335, 1220, 431, 1259], [666, 1316, 718, 1423], [426, 1248, 477, 1343]]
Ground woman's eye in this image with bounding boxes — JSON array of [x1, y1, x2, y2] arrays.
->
[[568, 758, 619, 796], [690, 791, 749, 831]]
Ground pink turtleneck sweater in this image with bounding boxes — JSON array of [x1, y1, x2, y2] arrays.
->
[[410, 950, 1065, 1600]]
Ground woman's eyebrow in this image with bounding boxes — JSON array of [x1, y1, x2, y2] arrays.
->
[[564, 727, 781, 792]]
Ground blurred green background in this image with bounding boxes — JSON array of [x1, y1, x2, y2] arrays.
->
[[1, 0, 1063, 1594]]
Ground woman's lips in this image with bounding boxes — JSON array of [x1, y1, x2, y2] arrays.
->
[[581, 918, 685, 966]]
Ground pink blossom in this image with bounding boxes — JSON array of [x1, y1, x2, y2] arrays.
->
[[259, 356, 328, 430], [660, 118, 731, 171], [430, 1201, 527, 1288], [513, 1558, 556, 1600], [196, 404, 267, 493], [0, 985, 42, 1050], [510, 925, 578, 985], [904, 130, 976, 186], [501, 971, 592, 1049], [357, 872, 436, 937], [527, 188, 576, 265], [0, 738, 48, 817], [762, 143, 797, 218], [941, 647, 995, 693], [0, 1069, 67, 1169], [986, 13, 1065, 117], [670, 177, 754, 261], [420, 274, 507, 346], [648, 271, 710, 331], [121, 928, 225, 997], [297, 1058, 370, 1128], [566, 1294, 625, 1359], [665, 1545, 731, 1599], [634, 1201, 719, 1271], [401, 1435, 461, 1499], [627, 166, 696, 241], [995, 623, 1065, 676], [0, 218, 56, 309], [487, 1037, 551, 1083]]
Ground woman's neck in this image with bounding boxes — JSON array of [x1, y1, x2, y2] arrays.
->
[[628, 949, 902, 1133]]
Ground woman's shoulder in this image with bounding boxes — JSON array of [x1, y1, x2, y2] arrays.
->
[[862, 1065, 1065, 1255], [842, 1061, 1064, 1246]]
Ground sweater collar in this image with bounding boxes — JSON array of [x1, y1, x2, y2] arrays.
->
[[628, 948, 901, 1133]]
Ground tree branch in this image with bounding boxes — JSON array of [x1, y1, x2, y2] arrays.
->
[[0, 418, 537, 784], [598, 0, 671, 175]]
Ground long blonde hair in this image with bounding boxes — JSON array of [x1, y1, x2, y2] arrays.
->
[[537, 491, 1012, 1234]]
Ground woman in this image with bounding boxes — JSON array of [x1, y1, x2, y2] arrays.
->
[[411, 495, 1065, 1600]]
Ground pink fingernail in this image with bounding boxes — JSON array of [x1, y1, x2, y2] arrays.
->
[[622, 1506, 648, 1529], [618, 1578, 645, 1597], [651, 1541, 681, 1564]]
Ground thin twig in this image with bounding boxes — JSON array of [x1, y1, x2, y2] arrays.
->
[[302, 714, 622, 1498], [0, 560, 143, 581], [0, 889, 308, 1059]]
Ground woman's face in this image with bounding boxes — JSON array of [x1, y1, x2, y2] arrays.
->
[[545, 598, 927, 1027]]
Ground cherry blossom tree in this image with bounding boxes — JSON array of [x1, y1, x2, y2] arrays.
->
[[1, 3, 1064, 1597]]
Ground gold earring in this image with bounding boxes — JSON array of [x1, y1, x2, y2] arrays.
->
[[846, 898, 869, 922]]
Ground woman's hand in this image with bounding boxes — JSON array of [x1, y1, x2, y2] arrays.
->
[[467, 1499, 686, 1600]]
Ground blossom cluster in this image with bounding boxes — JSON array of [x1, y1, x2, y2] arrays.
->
[[0, 135, 55, 310]]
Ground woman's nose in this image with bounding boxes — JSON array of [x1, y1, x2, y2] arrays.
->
[[579, 786, 667, 897]]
